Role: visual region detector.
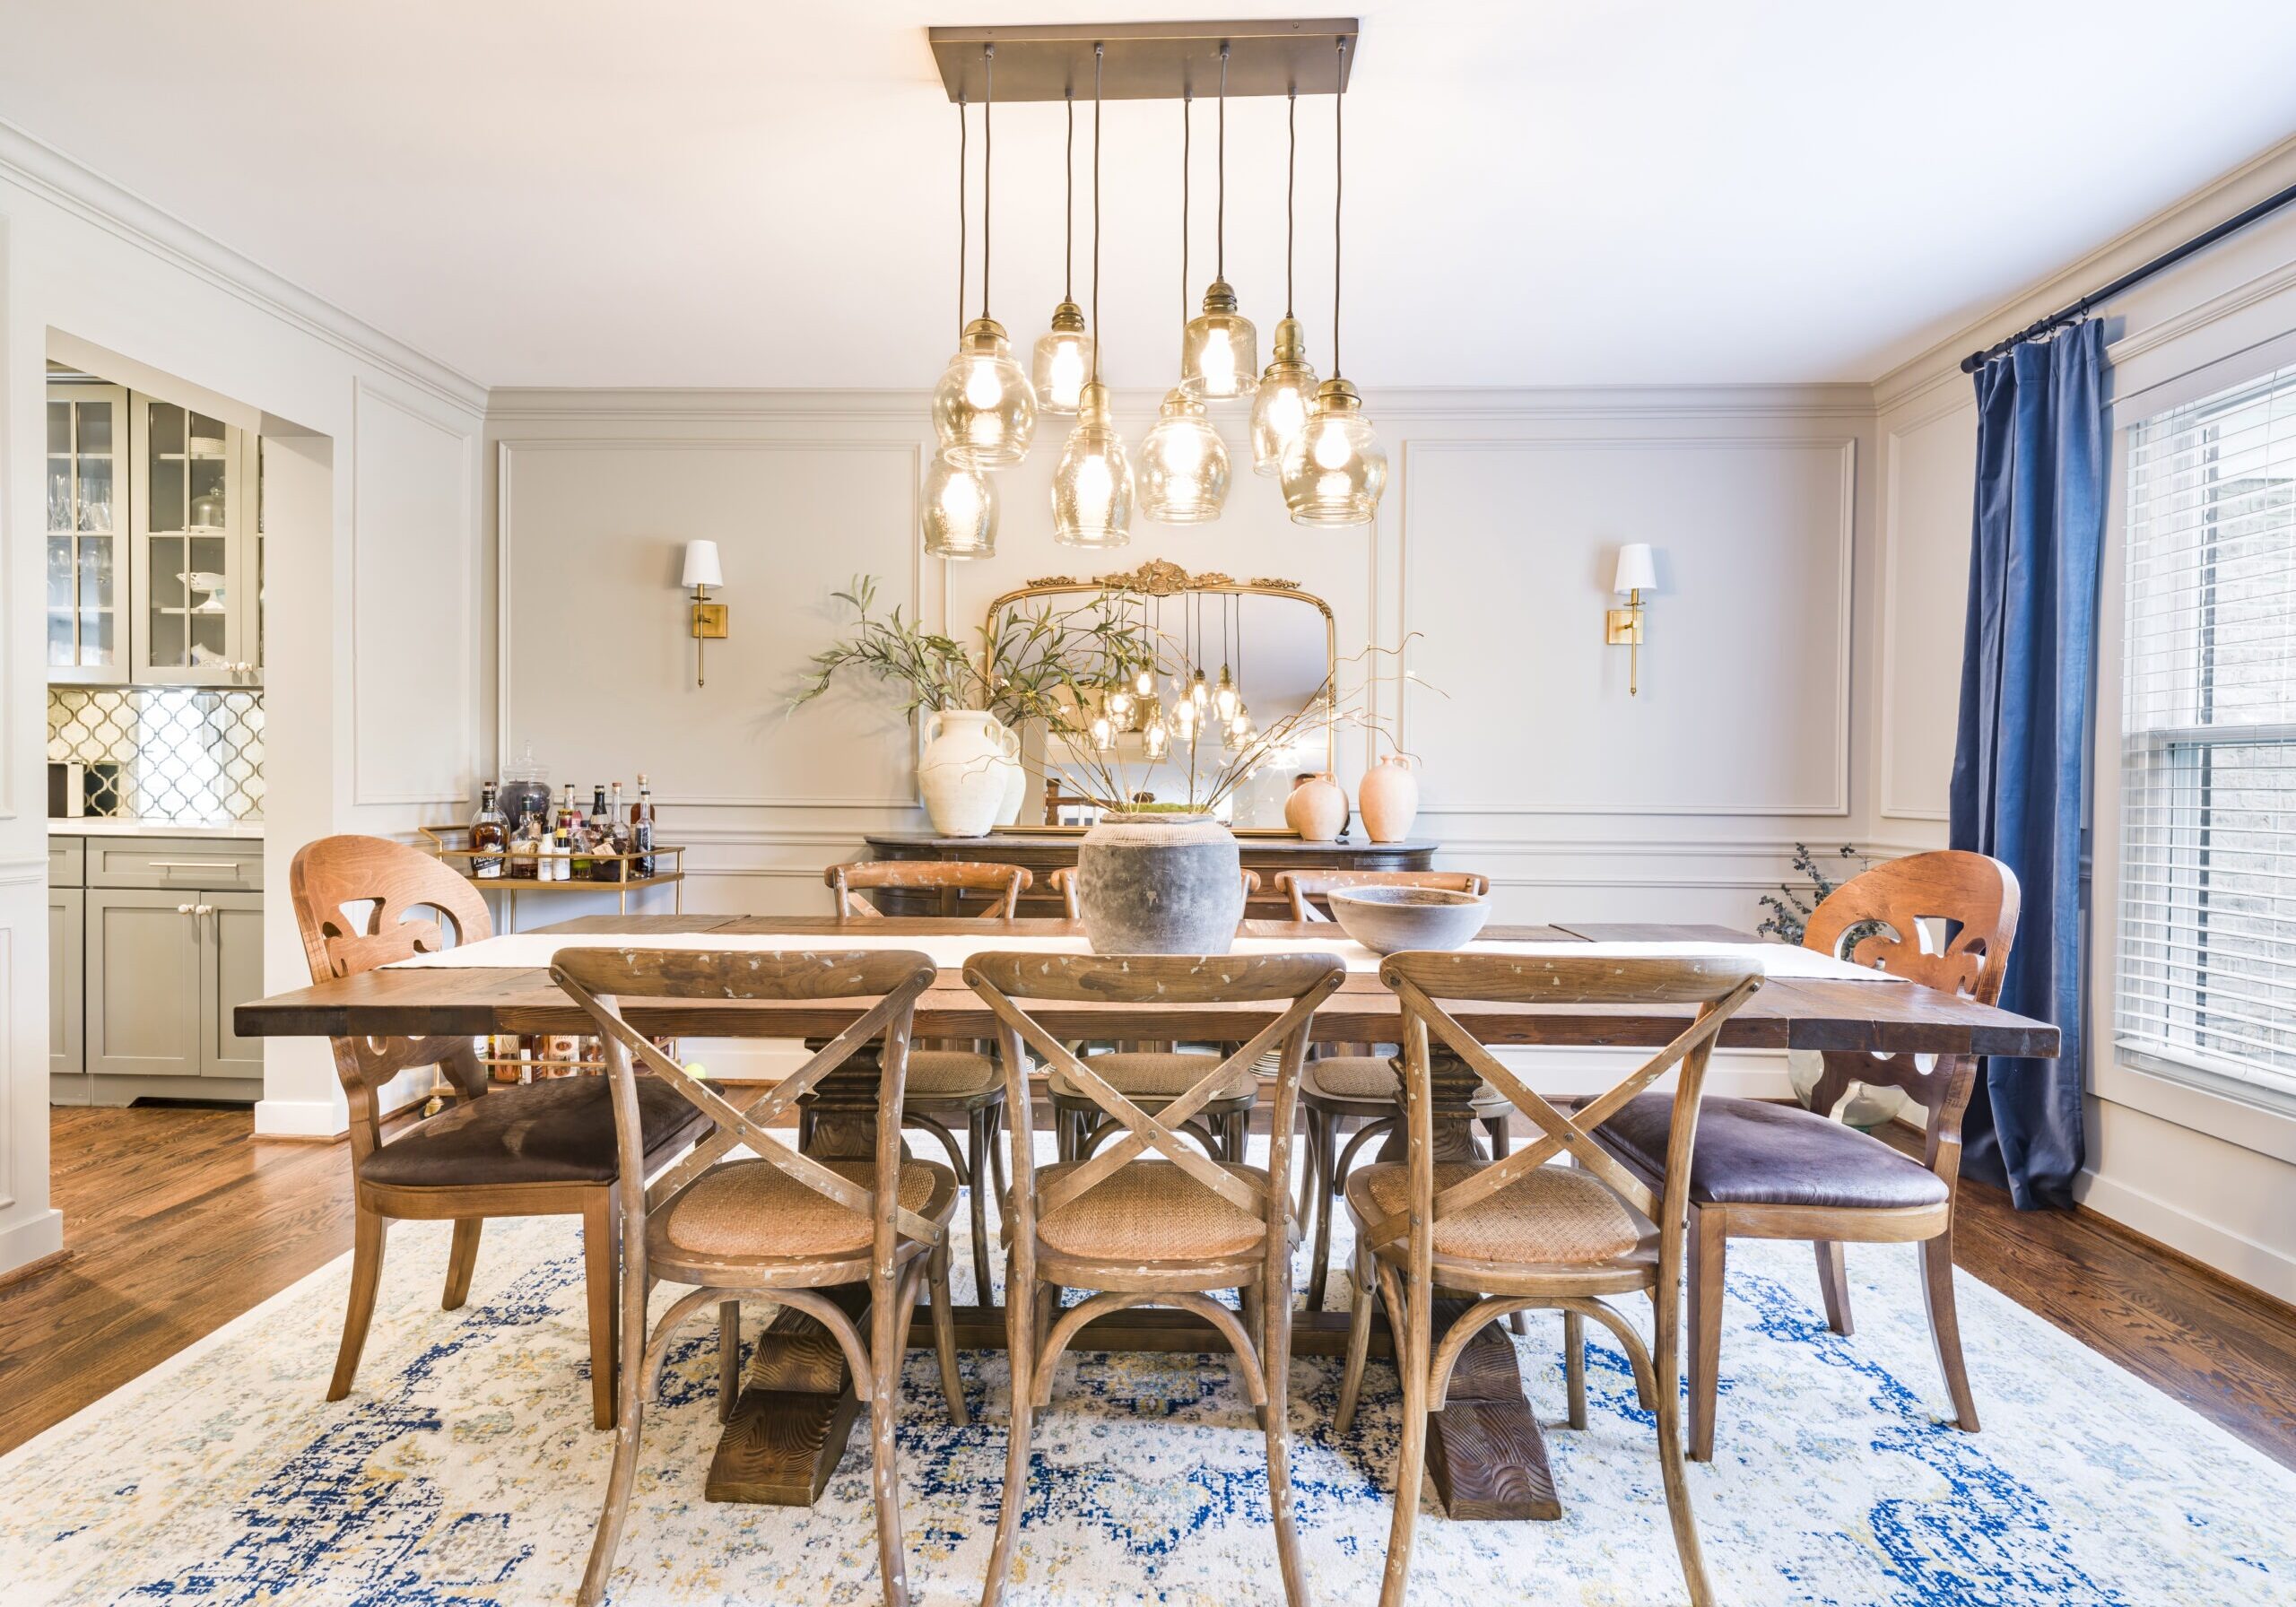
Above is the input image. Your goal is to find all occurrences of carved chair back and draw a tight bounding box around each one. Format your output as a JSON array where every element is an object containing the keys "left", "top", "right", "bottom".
[
  {"left": 552, "top": 947, "right": 947, "bottom": 1278},
  {"left": 963, "top": 952, "right": 1344, "bottom": 1261},
  {"left": 1048, "top": 864, "right": 1260, "bottom": 919},
  {"left": 287, "top": 835, "right": 494, "bottom": 1162},
  {"left": 1800, "top": 850, "right": 2020, "bottom": 1180},
  {"left": 1277, "top": 869, "right": 1491, "bottom": 923},
  {"left": 1366, "top": 953, "right": 1764, "bottom": 1267},
  {"left": 827, "top": 860, "right": 1031, "bottom": 919}
]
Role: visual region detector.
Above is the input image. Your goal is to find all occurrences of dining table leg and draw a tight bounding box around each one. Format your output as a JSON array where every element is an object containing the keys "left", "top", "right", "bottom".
[
  {"left": 1375, "top": 1041, "right": 1563, "bottom": 1522},
  {"left": 702, "top": 1043, "right": 883, "bottom": 1505}
]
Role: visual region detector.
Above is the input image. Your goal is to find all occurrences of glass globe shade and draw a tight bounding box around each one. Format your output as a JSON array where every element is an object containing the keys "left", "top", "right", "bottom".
[
  {"left": 1213, "top": 668, "right": 1239, "bottom": 723},
  {"left": 1249, "top": 317, "right": 1319, "bottom": 476},
  {"left": 1031, "top": 300, "right": 1093, "bottom": 415},
  {"left": 1180, "top": 280, "right": 1259, "bottom": 401},
  {"left": 1280, "top": 378, "right": 1387, "bottom": 527},
  {"left": 932, "top": 317, "right": 1037, "bottom": 470},
  {"left": 1142, "top": 718, "right": 1170, "bottom": 760},
  {"left": 1132, "top": 663, "right": 1155, "bottom": 698},
  {"left": 1050, "top": 383, "right": 1135, "bottom": 549},
  {"left": 919, "top": 456, "right": 997, "bottom": 559},
  {"left": 1137, "top": 387, "right": 1231, "bottom": 525}
]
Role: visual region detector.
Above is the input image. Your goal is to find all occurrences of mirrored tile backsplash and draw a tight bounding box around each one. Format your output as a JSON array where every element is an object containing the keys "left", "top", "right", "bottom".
[{"left": 48, "top": 688, "right": 264, "bottom": 822}]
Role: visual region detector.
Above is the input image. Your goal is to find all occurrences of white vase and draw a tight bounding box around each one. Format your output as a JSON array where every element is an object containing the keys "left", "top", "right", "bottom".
[
  {"left": 918, "top": 710, "right": 1020, "bottom": 838},
  {"left": 995, "top": 742, "right": 1031, "bottom": 826}
]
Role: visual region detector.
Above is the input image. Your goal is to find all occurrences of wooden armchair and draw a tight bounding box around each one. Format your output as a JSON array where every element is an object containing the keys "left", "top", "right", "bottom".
[
  {"left": 1274, "top": 868, "right": 1491, "bottom": 922},
  {"left": 288, "top": 835, "right": 709, "bottom": 1429},
  {"left": 1590, "top": 848, "right": 2020, "bottom": 1458}
]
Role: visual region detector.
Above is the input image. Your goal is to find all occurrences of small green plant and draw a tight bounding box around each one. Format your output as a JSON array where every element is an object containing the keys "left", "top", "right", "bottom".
[{"left": 1757, "top": 843, "right": 1865, "bottom": 943}]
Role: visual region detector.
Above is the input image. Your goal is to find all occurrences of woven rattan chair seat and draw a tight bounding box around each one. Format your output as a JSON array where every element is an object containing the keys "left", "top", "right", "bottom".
[
  {"left": 654, "top": 1156, "right": 956, "bottom": 1263},
  {"left": 1048, "top": 1051, "right": 1257, "bottom": 1103},
  {"left": 901, "top": 1049, "right": 1003, "bottom": 1099},
  {"left": 1301, "top": 1055, "right": 1510, "bottom": 1111},
  {"left": 1348, "top": 1160, "right": 1641, "bottom": 1265},
  {"left": 1026, "top": 1160, "right": 1273, "bottom": 1262}
]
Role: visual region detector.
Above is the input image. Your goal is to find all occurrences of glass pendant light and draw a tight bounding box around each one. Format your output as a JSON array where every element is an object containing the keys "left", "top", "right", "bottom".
[
  {"left": 1214, "top": 665, "right": 1239, "bottom": 722},
  {"left": 923, "top": 96, "right": 998, "bottom": 558},
  {"left": 932, "top": 45, "right": 1037, "bottom": 471},
  {"left": 1031, "top": 93, "right": 1094, "bottom": 414},
  {"left": 1282, "top": 36, "right": 1387, "bottom": 527},
  {"left": 1251, "top": 91, "right": 1320, "bottom": 474},
  {"left": 1179, "top": 47, "right": 1258, "bottom": 401},
  {"left": 1141, "top": 100, "right": 1231, "bottom": 525},
  {"left": 1052, "top": 48, "right": 1134, "bottom": 549}
]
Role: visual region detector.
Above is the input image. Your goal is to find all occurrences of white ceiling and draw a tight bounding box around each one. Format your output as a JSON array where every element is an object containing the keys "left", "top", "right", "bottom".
[{"left": 6, "top": 1, "right": 2296, "bottom": 390}]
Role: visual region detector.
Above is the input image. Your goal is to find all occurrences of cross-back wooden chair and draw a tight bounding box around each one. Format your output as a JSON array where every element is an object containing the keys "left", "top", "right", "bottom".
[
  {"left": 965, "top": 951, "right": 1345, "bottom": 1607},
  {"left": 1335, "top": 952, "right": 1764, "bottom": 1607},
  {"left": 554, "top": 946, "right": 967, "bottom": 1607},
  {"left": 1591, "top": 849, "right": 2019, "bottom": 1459},
  {"left": 288, "top": 835, "right": 709, "bottom": 1430},
  {"left": 812, "top": 858, "right": 1031, "bottom": 1305},
  {"left": 1043, "top": 864, "right": 1271, "bottom": 1164},
  {"left": 1274, "top": 868, "right": 1490, "bottom": 923}
]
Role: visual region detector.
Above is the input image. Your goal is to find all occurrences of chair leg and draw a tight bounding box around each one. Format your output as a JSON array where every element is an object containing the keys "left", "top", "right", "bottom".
[
  {"left": 1813, "top": 1238, "right": 1855, "bottom": 1335},
  {"left": 583, "top": 1189, "right": 622, "bottom": 1431},
  {"left": 1920, "top": 1230, "right": 1981, "bottom": 1432},
  {"left": 1685, "top": 1205, "right": 1725, "bottom": 1463},
  {"left": 797, "top": 1100, "right": 816, "bottom": 1153},
  {"left": 1262, "top": 1265, "right": 1308, "bottom": 1607},
  {"left": 929, "top": 1240, "right": 970, "bottom": 1426},
  {"left": 326, "top": 1206, "right": 389, "bottom": 1402},
  {"left": 1335, "top": 1241, "right": 1377, "bottom": 1434},
  {"left": 1308, "top": 1112, "right": 1338, "bottom": 1313},
  {"left": 1562, "top": 1308, "right": 1587, "bottom": 1429},
  {"left": 1650, "top": 1279, "right": 1715, "bottom": 1607},
  {"left": 718, "top": 1299, "right": 742, "bottom": 1423},
  {"left": 980, "top": 1266, "right": 1038, "bottom": 1606},
  {"left": 442, "top": 1217, "right": 483, "bottom": 1310},
  {"left": 1376, "top": 1260, "right": 1431, "bottom": 1607},
  {"left": 1483, "top": 1118, "right": 1526, "bottom": 1335},
  {"left": 870, "top": 1263, "right": 912, "bottom": 1607},
  {"left": 987, "top": 1102, "right": 1010, "bottom": 1207},
  {"left": 968, "top": 1107, "right": 996, "bottom": 1307},
  {"left": 578, "top": 1203, "right": 652, "bottom": 1607}
]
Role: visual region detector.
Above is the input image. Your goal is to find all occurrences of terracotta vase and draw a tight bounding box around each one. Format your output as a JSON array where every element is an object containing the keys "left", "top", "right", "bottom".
[
  {"left": 1357, "top": 754, "right": 1420, "bottom": 843},
  {"left": 917, "top": 710, "right": 1020, "bottom": 838},
  {"left": 1284, "top": 773, "right": 1348, "bottom": 842}
]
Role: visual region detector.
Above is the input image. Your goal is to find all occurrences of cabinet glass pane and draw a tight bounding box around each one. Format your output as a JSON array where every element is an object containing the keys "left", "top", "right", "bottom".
[
  {"left": 149, "top": 458, "right": 185, "bottom": 532},
  {"left": 190, "top": 613, "right": 227, "bottom": 666},
  {"left": 77, "top": 456, "right": 114, "bottom": 532},
  {"left": 83, "top": 535, "right": 115, "bottom": 610},
  {"left": 48, "top": 538, "right": 74, "bottom": 611},
  {"left": 147, "top": 402, "right": 184, "bottom": 456},
  {"left": 151, "top": 536, "right": 187, "bottom": 610},
  {"left": 48, "top": 399, "right": 70, "bottom": 454},
  {"left": 48, "top": 611, "right": 74, "bottom": 667},
  {"left": 187, "top": 412, "right": 228, "bottom": 459},
  {"left": 187, "top": 457, "right": 227, "bottom": 529},
  {"left": 149, "top": 609, "right": 185, "bottom": 669},
  {"left": 48, "top": 462, "right": 70, "bottom": 532},
  {"left": 81, "top": 610, "right": 114, "bottom": 666},
  {"left": 75, "top": 401, "right": 112, "bottom": 454}
]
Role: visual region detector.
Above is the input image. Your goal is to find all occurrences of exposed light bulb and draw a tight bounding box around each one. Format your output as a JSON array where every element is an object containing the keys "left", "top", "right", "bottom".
[
  {"left": 1213, "top": 667, "right": 1239, "bottom": 723},
  {"left": 1143, "top": 719, "right": 1170, "bottom": 760},
  {"left": 1090, "top": 713, "right": 1114, "bottom": 751},
  {"left": 1189, "top": 670, "right": 1210, "bottom": 708},
  {"left": 1134, "top": 664, "right": 1155, "bottom": 698}
]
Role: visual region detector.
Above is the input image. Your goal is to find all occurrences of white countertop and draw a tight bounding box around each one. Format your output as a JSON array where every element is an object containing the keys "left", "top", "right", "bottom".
[{"left": 50, "top": 817, "right": 265, "bottom": 840}]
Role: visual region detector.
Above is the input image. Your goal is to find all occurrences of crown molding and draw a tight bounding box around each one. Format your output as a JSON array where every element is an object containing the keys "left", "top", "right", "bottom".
[{"left": 0, "top": 117, "right": 487, "bottom": 420}]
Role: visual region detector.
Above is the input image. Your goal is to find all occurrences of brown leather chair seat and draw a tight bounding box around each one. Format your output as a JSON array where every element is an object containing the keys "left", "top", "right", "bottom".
[
  {"left": 359, "top": 1075, "right": 709, "bottom": 1189},
  {"left": 1596, "top": 1094, "right": 1951, "bottom": 1212}
]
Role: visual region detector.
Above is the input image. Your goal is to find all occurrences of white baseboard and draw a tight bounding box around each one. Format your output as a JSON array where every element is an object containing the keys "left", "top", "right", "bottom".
[
  {"left": 0, "top": 1207, "right": 65, "bottom": 1276},
  {"left": 253, "top": 1098, "right": 350, "bottom": 1140},
  {"left": 2075, "top": 1167, "right": 2296, "bottom": 1306}
]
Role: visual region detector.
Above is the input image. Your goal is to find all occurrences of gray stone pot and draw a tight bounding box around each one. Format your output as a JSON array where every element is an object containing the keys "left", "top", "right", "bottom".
[{"left": 1074, "top": 812, "right": 1245, "bottom": 955}]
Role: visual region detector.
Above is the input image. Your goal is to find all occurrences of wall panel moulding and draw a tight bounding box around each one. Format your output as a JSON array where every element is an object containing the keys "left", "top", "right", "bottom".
[{"left": 929, "top": 18, "right": 1359, "bottom": 102}]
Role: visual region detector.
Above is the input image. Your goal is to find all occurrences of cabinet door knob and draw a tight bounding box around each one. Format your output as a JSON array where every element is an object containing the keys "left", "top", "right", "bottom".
[
  {"left": 177, "top": 903, "right": 196, "bottom": 915},
  {"left": 193, "top": 903, "right": 214, "bottom": 916}
]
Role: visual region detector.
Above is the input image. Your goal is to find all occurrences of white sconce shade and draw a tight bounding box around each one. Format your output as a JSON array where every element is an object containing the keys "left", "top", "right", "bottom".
[
  {"left": 1613, "top": 543, "right": 1656, "bottom": 595},
  {"left": 682, "top": 540, "right": 726, "bottom": 590}
]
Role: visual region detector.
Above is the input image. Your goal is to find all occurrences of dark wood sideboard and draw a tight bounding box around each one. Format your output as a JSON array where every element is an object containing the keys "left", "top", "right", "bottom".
[{"left": 857, "top": 831, "right": 1440, "bottom": 917}]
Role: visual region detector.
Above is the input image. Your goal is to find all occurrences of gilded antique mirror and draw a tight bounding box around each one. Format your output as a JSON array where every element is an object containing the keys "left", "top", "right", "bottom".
[{"left": 984, "top": 559, "right": 1338, "bottom": 828}]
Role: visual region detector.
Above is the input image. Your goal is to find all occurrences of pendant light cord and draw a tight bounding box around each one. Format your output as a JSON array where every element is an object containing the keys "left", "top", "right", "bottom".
[
  {"left": 1284, "top": 91, "right": 1296, "bottom": 319},
  {"left": 1180, "top": 93, "right": 1191, "bottom": 324},
  {"left": 1064, "top": 91, "right": 1074, "bottom": 301},
  {"left": 981, "top": 44, "right": 995, "bottom": 321},
  {"left": 1333, "top": 35, "right": 1347, "bottom": 378},
  {"left": 1216, "top": 45, "right": 1229, "bottom": 281},
  {"left": 1091, "top": 43, "right": 1103, "bottom": 386},
  {"left": 955, "top": 95, "right": 968, "bottom": 342}
]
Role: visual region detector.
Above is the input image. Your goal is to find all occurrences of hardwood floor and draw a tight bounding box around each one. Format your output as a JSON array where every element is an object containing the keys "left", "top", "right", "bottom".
[{"left": 4, "top": 1104, "right": 2295, "bottom": 1475}]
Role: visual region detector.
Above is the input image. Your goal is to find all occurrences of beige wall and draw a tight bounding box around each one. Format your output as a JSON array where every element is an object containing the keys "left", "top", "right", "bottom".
[{"left": 1873, "top": 135, "right": 2296, "bottom": 1302}]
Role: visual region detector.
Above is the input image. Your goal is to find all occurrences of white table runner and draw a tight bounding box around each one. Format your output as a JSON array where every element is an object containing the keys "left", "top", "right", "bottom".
[{"left": 386, "top": 930, "right": 1902, "bottom": 983}]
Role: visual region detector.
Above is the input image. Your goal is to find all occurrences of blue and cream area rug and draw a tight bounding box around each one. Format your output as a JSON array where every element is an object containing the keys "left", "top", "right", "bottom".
[{"left": 4, "top": 1143, "right": 2291, "bottom": 1606}]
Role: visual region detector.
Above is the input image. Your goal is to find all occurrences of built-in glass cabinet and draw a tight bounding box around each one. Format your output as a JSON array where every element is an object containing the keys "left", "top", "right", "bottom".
[
  {"left": 48, "top": 378, "right": 261, "bottom": 688},
  {"left": 46, "top": 383, "right": 128, "bottom": 684}
]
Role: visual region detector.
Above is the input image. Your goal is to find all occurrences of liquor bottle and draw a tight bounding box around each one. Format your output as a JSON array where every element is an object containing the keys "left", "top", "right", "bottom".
[
  {"left": 509, "top": 813, "right": 543, "bottom": 880},
  {"left": 606, "top": 781, "right": 632, "bottom": 860},
  {"left": 630, "top": 773, "right": 657, "bottom": 878},
  {"left": 589, "top": 784, "right": 619, "bottom": 882},
  {"left": 470, "top": 784, "right": 507, "bottom": 878},
  {"left": 568, "top": 784, "right": 594, "bottom": 880},
  {"left": 547, "top": 809, "right": 570, "bottom": 882}
]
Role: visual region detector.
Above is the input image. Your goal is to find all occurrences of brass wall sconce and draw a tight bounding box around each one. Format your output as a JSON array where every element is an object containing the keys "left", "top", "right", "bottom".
[
  {"left": 682, "top": 540, "right": 727, "bottom": 687},
  {"left": 1606, "top": 543, "right": 1655, "bottom": 695}
]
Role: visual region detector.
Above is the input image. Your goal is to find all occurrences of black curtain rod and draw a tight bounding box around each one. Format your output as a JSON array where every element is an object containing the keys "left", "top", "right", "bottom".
[{"left": 1961, "top": 178, "right": 2296, "bottom": 374}]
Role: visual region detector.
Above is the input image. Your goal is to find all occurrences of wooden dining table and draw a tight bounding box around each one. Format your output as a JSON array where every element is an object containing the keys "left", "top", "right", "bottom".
[{"left": 237, "top": 913, "right": 2059, "bottom": 1525}]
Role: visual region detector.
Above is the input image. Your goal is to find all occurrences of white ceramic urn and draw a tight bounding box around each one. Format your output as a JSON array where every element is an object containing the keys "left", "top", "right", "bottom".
[{"left": 918, "top": 710, "right": 1020, "bottom": 838}]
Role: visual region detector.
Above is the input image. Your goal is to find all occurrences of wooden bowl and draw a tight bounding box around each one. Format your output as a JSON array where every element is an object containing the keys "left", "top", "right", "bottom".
[{"left": 1327, "top": 885, "right": 1492, "bottom": 954}]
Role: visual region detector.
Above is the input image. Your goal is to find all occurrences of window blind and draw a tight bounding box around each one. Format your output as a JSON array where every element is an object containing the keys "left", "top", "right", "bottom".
[{"left": 2118, "top": 362, "right": 2296, "bottom": 1100}]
